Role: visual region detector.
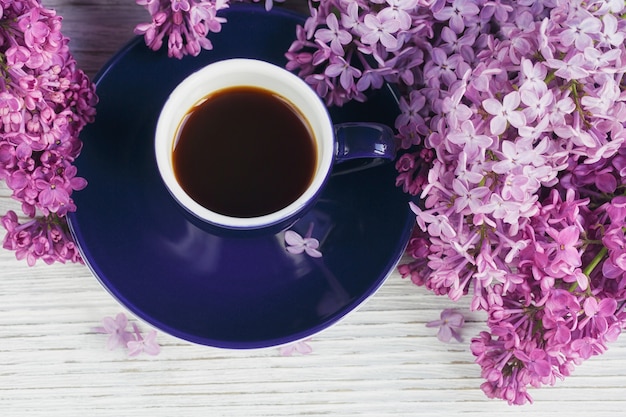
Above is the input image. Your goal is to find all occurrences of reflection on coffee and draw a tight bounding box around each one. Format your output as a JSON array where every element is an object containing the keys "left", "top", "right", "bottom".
[{"left": 172, "top": 86, "right": 317, "bottom": 218}]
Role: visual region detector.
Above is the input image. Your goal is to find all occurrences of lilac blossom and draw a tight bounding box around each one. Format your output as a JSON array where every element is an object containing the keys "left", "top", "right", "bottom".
[
  {"left": 135, "top": 0, "right": 228, "bottom": 58},
  {"left": 426, "top": 308, "right": 465, "bottom": 342},
  {"left": 447, "top": 120, "right": 492, "bottom": 159},
  {"left": 0, "top": 0, "right": 96, "bottom": 265},
  {"left": 361, "top": 13, "right": 402, "bottom": 50},
  {"left": 127, "top": 323, "right": 161, "bottom": 356},
  {"left": 482, "top": 92, "right": 526, "bottom": 136},
  {"left": 93, "top": 313, "right": 161, "bottom": 357},
  {"left": 285, "top": 224, "right": 323, "bottom": 258},
  {"left": 285, "top": 1, "right": 438, "bottom": 106},
  {"left": 315, "top": 13, "right": 351, "bottom": 55},
  {"left": 250, "top": 0, "right": 285, "bottom": 12},
  {"left": 282, "top": 0, "right": 626, "bottom": 405},
  {"left": 279, "top": 338, "right": 313, "bottom": 356},
  {"left": 93, "top": 313, "right": 135, "bottom": 351},
  {"left": 560, "top": 15, "right": 602, "bottom": 51},
  {"left": 135, "top": 1, "right": 288, "bottom": 58},
  {"left": 545, "top": 53, "right": 590, "bottom": 80},
  {"left": 2, "top": 210, "right": 82, "bottom": 266},
  {"left": 325, "top": 56, "right": 362, "bottom": 90},
  {"left": 433, "top": 0, "right": 480, "bottom": 33}
]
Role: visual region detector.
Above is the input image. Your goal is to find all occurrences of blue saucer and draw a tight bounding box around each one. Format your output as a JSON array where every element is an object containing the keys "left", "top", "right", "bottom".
[{"left": 67, "top": 4, "right": 414, "bottom": 349}]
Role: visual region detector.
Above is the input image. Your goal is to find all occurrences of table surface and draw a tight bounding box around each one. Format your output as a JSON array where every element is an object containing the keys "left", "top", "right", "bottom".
[{"left": 2, "top": 1, "right": 626, "bottom": 416}]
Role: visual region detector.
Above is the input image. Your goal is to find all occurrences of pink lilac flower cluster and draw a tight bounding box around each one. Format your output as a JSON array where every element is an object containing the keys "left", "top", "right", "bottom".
[
  {"left": 2, "top": 210, "right": 81, "bottom": 266},
  {"left": 285, "top": 0, "right": 626, "bottom": 405},
  {"left": 134, "top": 0, "right": 285, "bottom": 59},
  {"left": 93, "top": 313, "right": 161, "bottom": 357},
  {"left": 0, "top": 0, "right": 97, "bottom": 265}
]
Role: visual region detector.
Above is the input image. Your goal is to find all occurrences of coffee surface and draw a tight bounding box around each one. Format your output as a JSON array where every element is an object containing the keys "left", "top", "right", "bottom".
[{"left": 173, "top": 86, "right": 317, "bottom": 218}]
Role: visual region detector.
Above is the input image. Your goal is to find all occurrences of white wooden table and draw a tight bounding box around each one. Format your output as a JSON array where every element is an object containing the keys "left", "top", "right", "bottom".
[{"left": 2, "top": 1, "right": 626, "bottom": 416}]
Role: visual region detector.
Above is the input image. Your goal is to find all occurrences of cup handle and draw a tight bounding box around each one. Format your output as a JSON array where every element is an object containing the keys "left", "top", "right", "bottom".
[{"left": 333, "top": 122, "right": 396, "bottom": 174}]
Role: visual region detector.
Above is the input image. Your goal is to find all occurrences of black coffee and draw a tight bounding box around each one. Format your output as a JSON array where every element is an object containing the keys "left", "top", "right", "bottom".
[{"left": 172, "top": 86, "right": 317, "bottom": 218}]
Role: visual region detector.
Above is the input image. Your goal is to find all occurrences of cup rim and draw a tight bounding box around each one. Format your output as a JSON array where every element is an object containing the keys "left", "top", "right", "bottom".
[{"left": 155, "top": 58, "right": 335, "bottom": 230}]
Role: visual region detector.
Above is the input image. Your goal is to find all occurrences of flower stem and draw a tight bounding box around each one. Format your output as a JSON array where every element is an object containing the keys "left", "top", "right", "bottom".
[
  {"left": 132, "top": 322, "right": 143, "bottom": 341},
  {"left": 544, "top": 69, "right": 556, "bottom": 85},
  {"left": 583, "top": 246, "right": 608, "bottom": 277}
]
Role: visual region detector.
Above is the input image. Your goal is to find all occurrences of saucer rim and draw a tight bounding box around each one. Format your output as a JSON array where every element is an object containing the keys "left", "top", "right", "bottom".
[{"left": 67, "top": 4, "right": 415, "bottom": 349}]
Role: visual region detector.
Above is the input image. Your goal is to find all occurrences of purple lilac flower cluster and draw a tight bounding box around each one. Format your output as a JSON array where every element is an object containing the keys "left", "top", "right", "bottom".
[
  {"left": 285, "top": 0, "right": 439, "bottom": 107},
  {"left": 135, "top": 0, "right": 285, "bottom": 58},
  {"left": 0, "top": 0, "right": 97, "bottom": 265},
  {"left": 2, "top": 210, "right": 81, "bottom": 265},
  {"left": 285, "top": 0, "right": 626, "bottom": 405}
]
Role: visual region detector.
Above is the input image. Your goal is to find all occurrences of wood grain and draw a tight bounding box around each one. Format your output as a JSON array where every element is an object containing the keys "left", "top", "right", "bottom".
[{"left": 2, "top": 1, "right": 626, "bottom": 416}]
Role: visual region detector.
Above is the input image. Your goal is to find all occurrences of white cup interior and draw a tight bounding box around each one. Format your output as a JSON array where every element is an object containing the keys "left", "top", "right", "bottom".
[{"left": 155, "top": 58, "right": 335, "bottom": 230}]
